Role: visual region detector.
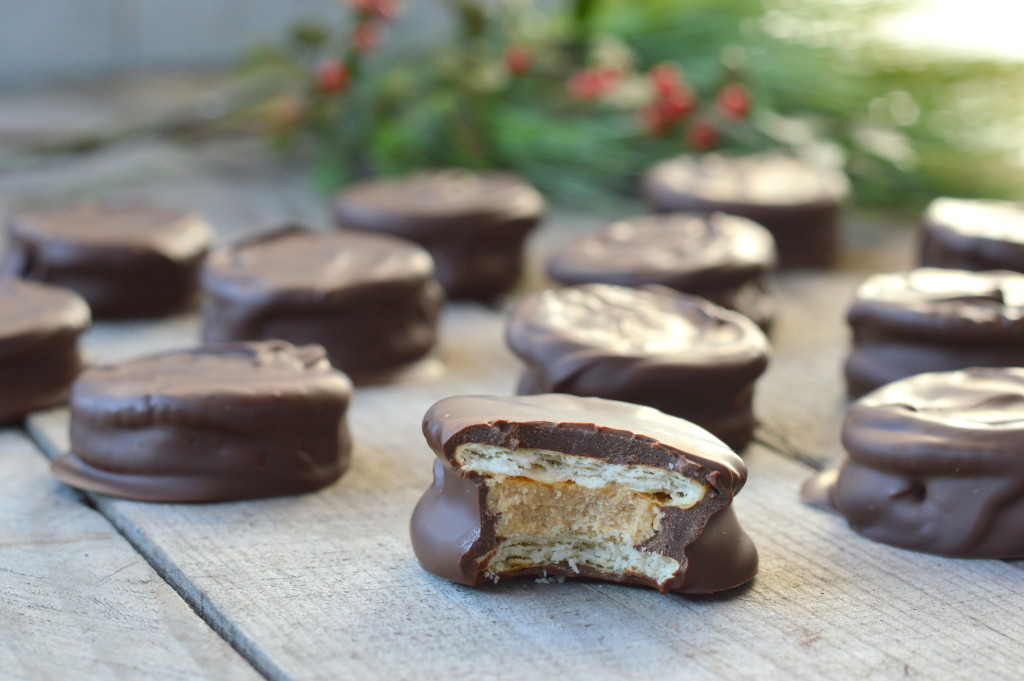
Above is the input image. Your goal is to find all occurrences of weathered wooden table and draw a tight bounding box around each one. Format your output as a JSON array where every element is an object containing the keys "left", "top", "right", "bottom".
[{"left": 2, "top": 90, "right": 1023, "bottom": 681}]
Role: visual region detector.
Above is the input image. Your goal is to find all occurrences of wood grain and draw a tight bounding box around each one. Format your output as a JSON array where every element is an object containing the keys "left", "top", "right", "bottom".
[
  {"left": 26, "top": 299, "right": 1024, "bottom": 681},
  {"left": 7, "top": 128, "right": 1021, "bottom": 680},
  {"left": 749, "top": 223, "right": 920, "bottom": 468},
  {"left": 752, "top": 272, "right": 863, "bottom": 468},
  {"left": 0, "top": 429, "right": 260, "bottom": 681}
]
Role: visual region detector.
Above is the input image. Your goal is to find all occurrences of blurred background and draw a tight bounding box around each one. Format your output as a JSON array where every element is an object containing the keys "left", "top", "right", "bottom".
[
  {"left": 1, "top": 0, "right": 1021, "bottom": 87},
  {"left": 1, "top": 0, "right": 1022, "bottom": 215},
  {"left": 0, "top": 0, "right": 443, "bottom": 88}
]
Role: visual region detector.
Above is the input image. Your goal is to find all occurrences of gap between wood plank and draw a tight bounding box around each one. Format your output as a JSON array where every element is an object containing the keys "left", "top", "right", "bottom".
[
  {"left": 22, "top": 421, "right": 288, "bottom": 681},
  {"left": 23, "top": 384, "right": 1024, "bottom": 681},
  {"left": 17, "top": 303, "right": 514, "bottom": 681},
  {"left": 0, "top": 425, "right": 265, "bottom": 681},
  {"left": 752, "top": 430, "right": 826, "bottom": 472},
  {"left": 17, "top": 239, "right": 1024, "bottom": 680}
]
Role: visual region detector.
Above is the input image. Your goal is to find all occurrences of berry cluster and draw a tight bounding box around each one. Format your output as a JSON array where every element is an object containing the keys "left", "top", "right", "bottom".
[
  {"left": 560, "top": 58, "right": 754, "bottom": 152},
  {"left": 314, "top": 0, "right": 401, "bottom": 96},
  {"left": 641, "top": 64, "right": 753, "bottom": 151},
  {"left": 301, "top": 5, "right": 755, "bottom": 158},
  {"left": 641, "top": 63, "right": 696, "bottom": 136}
]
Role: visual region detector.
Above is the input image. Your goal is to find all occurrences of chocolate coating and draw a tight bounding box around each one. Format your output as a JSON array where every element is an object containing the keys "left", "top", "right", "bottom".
[
  {"left": 919, "top": 198, "right": 1024, "bottom": 273},
  {"left": 2, "top": 202, "right": 212, "bottom": 318},
  {"left": 410, "top": 393, "right": 758, "bottom": 593},
  {"left": 642, "top": 153, "right": 849, "bottom": 269},
  {"left": 52, "top": 341, "right": 353, "bottom": 502},
  {"left": 803, "top": 368, "right": 1024, "bottom": 558},
  {"left": 0, "top": 279, "right": 90, "bottom": 423},
  {"left": 506, "top": 284, "right": 770, "bottom": 449},
  {"left": 546, "top": 212, "right": 777, "bottom": 330},
  {"left": 201, "top": 226, "right": 444, "bottom": 385},
  {"left": 333, "top": 170, "right": 544, "bottom": 299},
  {"left": 844, "top": 268, "right": 1024, "bottom": 397}
]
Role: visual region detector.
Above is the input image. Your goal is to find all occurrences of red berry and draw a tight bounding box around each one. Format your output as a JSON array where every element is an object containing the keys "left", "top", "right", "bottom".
[
  {"left": 350, "top": 0, "right": 398, "bottom": 20},
  {"left": 315, "top": 59, "right": 349, "bottom": 94},
  {"left": 658, "top": 85, "right": 696, "bottom": 120},
  {"left": 687, "top": 120, "right": 719, "bottom": 151},
  {"left": 566, "top": 66, "right": 621, "bottom": 100},
  {"left": 505, "top": 45, "right": 531, "bottom": 76},
  {"left": 353, "top": 22, "right": 379, "bottom": 52},
  {"left": 587, "top": 66, "right": 620, "bottom": 92},
  {"left": 567, "top": 72, "right": 598, "bottom": 100},
  {"left": 650, "top": 62, "right": 683, "bottom": 97},
  {"left": 717, "top": 83, "right": 752, "bottom": 120}
]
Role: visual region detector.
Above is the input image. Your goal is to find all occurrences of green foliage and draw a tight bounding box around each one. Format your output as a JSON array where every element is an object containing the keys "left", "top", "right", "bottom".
[{"left": 254, "top": 0, "right": 1024, "bottom": 210}]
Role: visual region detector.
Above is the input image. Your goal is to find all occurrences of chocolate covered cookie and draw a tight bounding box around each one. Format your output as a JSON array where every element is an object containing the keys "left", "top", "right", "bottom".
[
  {"left": 333, "top": 170, "right": 544, "bottom": 299},
  {"left": 2, "top": 202, "right": 212, "bottom": 318},
  {"left": 411, "top": 393, "right": 758, "bottom": 594},
  {"left": 506, "top": 284, "right": 770, "bottom": 450},
  {"left": 919, "top": 197, "right": 1024, "bottom": 273},
  {"left": 803, "top": 368, "right": 1024, "bottom": 558},
  {"left": 642, "top": 153, "right": 849, "bottom": 269},
  {"left": 52, "top": 341, "right": 353, "bottom": 502},
  {"left": 0, "top": 279, "right": 90, "bottom": 423},
  {"left": 844, "top": 268, "right": 1024, "bottom": 397},
  {"left": 201, "top": 226, "right": 444, "bottom": 385},
  {"left": 546, "top": 212, "right": 777, "bottom": 330}
]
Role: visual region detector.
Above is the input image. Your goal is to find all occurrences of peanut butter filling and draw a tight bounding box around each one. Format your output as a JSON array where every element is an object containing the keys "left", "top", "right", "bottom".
[
  {"left": 487, "top": 476, "right": 663, "bottom": 546},
  {"left": 455, "top": 443, "right": 702, "bottom": 585}
]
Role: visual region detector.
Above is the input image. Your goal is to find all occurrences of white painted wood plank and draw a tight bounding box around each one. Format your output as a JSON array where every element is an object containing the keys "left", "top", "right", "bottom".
[
  {"left": 0, "top": 140, "right": 332, "bottom": 242},
  {"left": 0, "top": 0, "right": 117, "bottom": 87},
  {"left": 8, "top": 128, "right": 1018, "bottom": 679},
  {"left": 597, "top": 443, "right": 1024, "bottom": 681},
  {"left": 0, "top": 428, "right": 261, "bottom": 681},
  {"left": 750, "top": 228, "right": 918, "bottom": 466},
  {"left": 752, "top": 272, "right": 863, "bottom": 467},
  {"left": 1, "top": 1, "right": 451, "bottom": 89},
  {"left": 26, "top": 301, "right": 1024, "bottom": 681}
]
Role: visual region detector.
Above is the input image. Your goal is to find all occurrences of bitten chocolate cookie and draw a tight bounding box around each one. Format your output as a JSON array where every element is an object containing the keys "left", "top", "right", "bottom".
[
  {"left": 411, "top": 393, "right": 758, "bottom": 594},
  {"left": 802, "top": 368, "right": 1024, "bottom": 558},
  {"left": 0, "top": 279, "right": 90, "bottom": 423},
  {"left": 919, "top": 197, "right": 1024, "bottom": 273},
  {"left": 642, "top": 153, "right": 849, "bottom": 269},
  {"left": 2, "top": 202, "right": 212, "bottom": 318},
  {"left": 546, "top": 212, "right": 777, "bottom": 330},
  {"left": 333, "top": 170, "right": 544, "bottom": 299},
  {"left": 52, "top": 341, "right": 353, "bottom": 502},
  {"left": 506, "top": 284, "right": 770, "bottom": 450},
  {"left": 844, "top": 268, "right": 1024, "bottom": 397},
  {"left": 201, "top": 226, "right": 444, "bottom": 385}
]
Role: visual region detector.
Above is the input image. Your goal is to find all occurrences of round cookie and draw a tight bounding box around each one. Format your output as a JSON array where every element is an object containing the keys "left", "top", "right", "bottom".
[
  {"left": 506, "top": 283, "right": 770, "bottom": 450},
  {"left": 844, "top": 268, "right": 1024, "bottom": 397},
  {"left": 546, "top": 212, "right": 777, "bottom": 330},
  {"left": 642, "top": 153, "right": 849, "bottom": 269},
  {"left": 412, "top": 393, "right": 758, "bottom": 594},
  {"left": 2, "top": 202, "right": 212, "bottom": 318},
  {"left": 0, "top": 279, "right": 90, "bottom": 423},
  {"left": 333, "top": 170, "right": 544, "bottom": 299},
  {"left": 201, "top": 226, "right": 444, "bottom": 385},
  {"left": 52, "top": 341, "right": 353, "bottom": 502},
  {"left": 803, "top": 368, "right": 1024, "bottom": 558},
  {"left": 919, "top": 197, "right": 1024, "bottom": 272}
]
